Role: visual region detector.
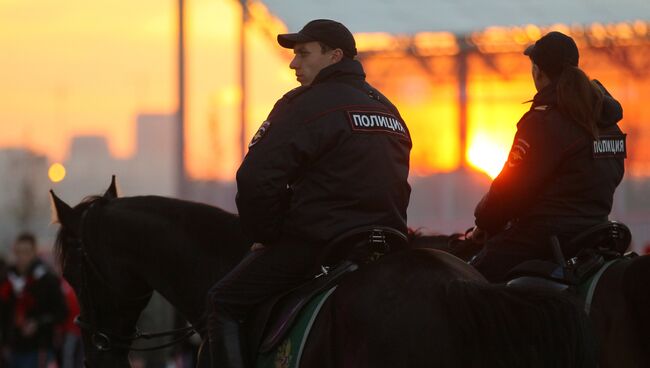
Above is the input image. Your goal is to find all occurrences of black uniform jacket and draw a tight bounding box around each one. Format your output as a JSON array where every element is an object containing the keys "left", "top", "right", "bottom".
[
  {"left": 236, "top": 58, "right": 412, "bottom": 245},
  {"left": 475, "top": 81, "right": 626, "bottom": 235}
]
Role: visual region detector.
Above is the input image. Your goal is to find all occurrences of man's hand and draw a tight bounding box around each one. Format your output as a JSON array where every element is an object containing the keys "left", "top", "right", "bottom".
[{"left": 251, "top": 242, "right": 266, "bottom": 251}]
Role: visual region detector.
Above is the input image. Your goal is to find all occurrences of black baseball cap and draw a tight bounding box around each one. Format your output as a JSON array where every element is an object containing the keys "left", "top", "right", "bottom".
[
  {"left": 524, "top": 31, "right": 579, "bottom": 79},
  {"left": 277, "top": 19, "right": 357, "bottom": 58}
]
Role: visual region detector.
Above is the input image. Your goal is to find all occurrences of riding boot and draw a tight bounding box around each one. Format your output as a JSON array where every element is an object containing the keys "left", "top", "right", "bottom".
[{"left": 207, "top": 310, "right": 249, "bottom": 368}]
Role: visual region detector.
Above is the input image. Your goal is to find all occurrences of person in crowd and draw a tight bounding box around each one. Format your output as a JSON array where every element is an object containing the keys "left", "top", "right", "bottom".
[
  {"left": 468, "top": 31, "right": 626, "bottom": 282},
  {"left": 0, "top": 232, "right": 68, "bottom": 368},
  {"left": 58, "top": 279, "right": 82, "bottom": 368},
  {"left": 206, "top": 19, "right": 411, "bottom": 367}
]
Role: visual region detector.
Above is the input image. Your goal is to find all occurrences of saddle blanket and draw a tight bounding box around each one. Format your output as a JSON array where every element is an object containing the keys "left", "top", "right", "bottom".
[{"left": 256, "top": 286, "right": 336, "bottom": 368}]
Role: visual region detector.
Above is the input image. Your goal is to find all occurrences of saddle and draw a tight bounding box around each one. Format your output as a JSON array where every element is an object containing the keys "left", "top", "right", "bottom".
[
  {"left": 246, "top": 226, "right": 408, "bottom": 357},
  {"left": 506, "top": 221, "right": 632, "bottom": 291}
]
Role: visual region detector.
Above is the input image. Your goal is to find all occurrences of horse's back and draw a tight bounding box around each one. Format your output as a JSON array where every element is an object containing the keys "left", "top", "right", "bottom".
[
  {"left": 301, "top": 249, "right": 483, "bottom": 368},
  {"left": 302, "top": 249, "right": 596, "bottom": 368}
]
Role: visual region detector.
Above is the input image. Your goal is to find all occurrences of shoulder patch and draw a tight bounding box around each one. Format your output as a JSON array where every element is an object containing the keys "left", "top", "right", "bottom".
[
  {"left": 593, "top": 134, "right": 626, "bottom": 159},
  {"left": 346, "top": 110, "right": 409, "bottom": 140},
  {"left": 249, "top": 120, "right": 271, "bottom": 148},
  {"left": 533, "top": 105, "right": 548, "bottom": 111},
  {"left": 507, "top": 138, "right": 530, "bottom": 168}
]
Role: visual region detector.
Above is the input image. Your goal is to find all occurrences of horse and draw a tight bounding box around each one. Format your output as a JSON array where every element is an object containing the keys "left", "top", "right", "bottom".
[
  {"left": 409, "top": 230, "right": 650, "bottom": 368},
  {"left": 51, "top": 178, "right": 598, "bottom": 368}
]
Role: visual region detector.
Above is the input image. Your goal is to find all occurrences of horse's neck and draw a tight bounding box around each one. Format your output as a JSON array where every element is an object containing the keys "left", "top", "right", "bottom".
[{"left": 134, "top": 214, "right": 249, "bottom": 325}]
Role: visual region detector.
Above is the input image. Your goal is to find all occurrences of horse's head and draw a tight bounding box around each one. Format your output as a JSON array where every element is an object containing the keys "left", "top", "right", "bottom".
[{"left": 52, "top": 176, "right": 152, "bottom": 367}]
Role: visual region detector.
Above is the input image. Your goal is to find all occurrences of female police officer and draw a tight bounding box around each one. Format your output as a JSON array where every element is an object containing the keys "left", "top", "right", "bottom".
[{"left": 468, "top": 31, "right": 626, "bottom": 283}]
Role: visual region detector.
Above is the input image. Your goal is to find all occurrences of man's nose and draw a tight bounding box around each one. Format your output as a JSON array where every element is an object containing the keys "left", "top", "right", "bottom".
[{"left": 289, "top": 56, "right": 299, "bottom": 70}]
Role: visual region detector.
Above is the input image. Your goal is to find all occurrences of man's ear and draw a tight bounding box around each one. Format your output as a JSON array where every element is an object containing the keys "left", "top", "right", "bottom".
[{"left": 331, "top": 49, "right": 344, "bottom": 63}]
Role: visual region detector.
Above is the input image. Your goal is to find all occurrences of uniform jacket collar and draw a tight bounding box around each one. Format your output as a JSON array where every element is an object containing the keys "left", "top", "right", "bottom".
[
  {"left": 311, "top": 58, "right": 366, "bottom": 86},
  {"left": 531, "top": 82, "right": 557, "bottom": 109}
]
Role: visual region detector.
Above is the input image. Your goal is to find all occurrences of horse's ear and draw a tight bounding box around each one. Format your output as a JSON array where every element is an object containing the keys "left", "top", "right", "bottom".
[
  {"left": 103, "top": 175, "right": 119, "bottom": 199},
  {"left": 50, "top": 190, "right": 72, "bottom": 226}
]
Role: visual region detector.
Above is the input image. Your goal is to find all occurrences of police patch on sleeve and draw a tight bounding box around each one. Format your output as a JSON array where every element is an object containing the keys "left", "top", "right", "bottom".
[
  {"left": 507, "top": 138, "right": 530, "bottom": 168},
  {"left": 346, "top": 110, "right": 408, "bottom": 140},
  {"left": 592, "top": 134, "right": 626, "bottom": 159},
  {"left": 249, "top": 120, "right": 271, "bottom": 148}
]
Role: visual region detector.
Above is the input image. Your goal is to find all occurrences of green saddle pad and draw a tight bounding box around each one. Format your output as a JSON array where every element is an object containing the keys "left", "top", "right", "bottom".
[
  {"left": 256, "top": 286, "right": 336, "bottom": 368},
  {"left": 577, "top": 257, "right": 623, "bottom": 315}
]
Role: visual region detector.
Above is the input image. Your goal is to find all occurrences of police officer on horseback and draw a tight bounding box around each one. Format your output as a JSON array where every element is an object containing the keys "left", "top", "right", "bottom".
[
  {"left": 206, "top": 19, "right": 411, "bottom": 367},
  {"left": 468, "top": 31, "right": 626, "bottom": 283}
]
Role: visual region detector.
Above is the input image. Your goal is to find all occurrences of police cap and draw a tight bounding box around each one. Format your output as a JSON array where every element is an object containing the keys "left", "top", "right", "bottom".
[
  {"left": 277, "top": 19, "right": 357, "bottom": 58},
  {"left": 524, "top": 31, "right": 579, "bottom": 79}
]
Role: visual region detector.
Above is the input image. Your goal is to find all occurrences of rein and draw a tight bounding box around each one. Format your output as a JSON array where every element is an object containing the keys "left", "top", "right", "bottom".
[
  {"left": 73, "top": 200, "right": 199, "bottom": 352},
  {"left": 74, "top": 316, "right": 197, "bottom": 352}
]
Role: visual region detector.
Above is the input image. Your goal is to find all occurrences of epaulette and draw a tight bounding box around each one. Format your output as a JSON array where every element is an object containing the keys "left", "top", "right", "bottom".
[
  {"left": 517, "top": 103, "right": 551, "bottom": 128},
  {"left": 282, "top": 85, "right": 311, "bottom": 102}
]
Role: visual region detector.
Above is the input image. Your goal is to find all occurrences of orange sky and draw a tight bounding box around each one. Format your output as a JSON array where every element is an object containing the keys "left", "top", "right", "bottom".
[
  {"left": 1, "top": 0, "right": 177, "bottom": 160},
  {"left": 0, "top": 0, "right": 297, "bottom": 180},
  {"left": 2, "top": 1, "right": 648, "bottom": 183},
  {"left": 0, "top": 0, "right": 542, "bottom": 182}
]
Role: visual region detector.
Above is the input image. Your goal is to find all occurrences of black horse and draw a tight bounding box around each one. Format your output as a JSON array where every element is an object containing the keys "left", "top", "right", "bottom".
[
  {"left": 51, "top": 179, "right": 597, "bottom": 368},
  {"left": 410, "top": 230, "right": 650, "bottom": 368}
]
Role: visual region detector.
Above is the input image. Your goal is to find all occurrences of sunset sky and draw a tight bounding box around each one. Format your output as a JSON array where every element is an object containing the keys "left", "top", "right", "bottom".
[
  {"left": 4, "top": 1, "right": 642, "bottom": 183},
  {"left": 0, "top": 0, "right": 295, "bottom": 180}
]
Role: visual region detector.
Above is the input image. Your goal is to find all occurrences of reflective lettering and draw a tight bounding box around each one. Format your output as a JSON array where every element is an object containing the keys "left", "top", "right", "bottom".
[
  {"left": 346, "top": 110, "right": 409, "bottom": 140},
  {"left": 352, "top": 114, "right": 362, "bottom": 127},
  {"left": 594, "top": 139, "right": 625, "bottom": 153}
]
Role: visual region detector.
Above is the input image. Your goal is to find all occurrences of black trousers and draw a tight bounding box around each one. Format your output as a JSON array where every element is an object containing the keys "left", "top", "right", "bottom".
[
  {"left": 471, "top": 217, "right": 605, "bottom": 283},
  {"left": 207, "top": 240, "right": 325, "bottom": 322},
  {"left": 205, "top": 240, "right": 329, "bottom": 367}
]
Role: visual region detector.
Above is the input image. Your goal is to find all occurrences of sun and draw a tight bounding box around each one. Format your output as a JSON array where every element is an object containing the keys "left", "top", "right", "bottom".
[
  {"left": 48, "top": 163, "right": 66, "bottom": 183},
  {"left": 467, "top": 137, "right": 509, "bottom": 179}
]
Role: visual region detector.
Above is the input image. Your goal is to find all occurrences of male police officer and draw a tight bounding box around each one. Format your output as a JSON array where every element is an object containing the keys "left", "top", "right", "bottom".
[{"left": 206, "top": 19, "right": 411, "bottom": 367}]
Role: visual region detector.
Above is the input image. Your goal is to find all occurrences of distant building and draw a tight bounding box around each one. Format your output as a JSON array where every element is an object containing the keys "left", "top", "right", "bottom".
[
  {"left": 130, "top": 113, "right": 178, "bottom": 196},
  {"left": 187, "top": 179, "right": 238, "bottom": 213},
  {"left": 0, "top": 148, "right": 51, "bottom": 254},
  {"left": 55, "top": 113, "right": 178, "bottom": 203},
  {"left": 56, "top": 135, "right": 126, "bottom": 204}
]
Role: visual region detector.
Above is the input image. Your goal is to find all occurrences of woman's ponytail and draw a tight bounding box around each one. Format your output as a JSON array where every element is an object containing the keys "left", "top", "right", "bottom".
[{"left": 556, "top": 66, "right": 604, "bottom": 139}]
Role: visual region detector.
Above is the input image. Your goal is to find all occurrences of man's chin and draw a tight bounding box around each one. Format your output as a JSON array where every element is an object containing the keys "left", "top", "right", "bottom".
[{"left": 296, "top": 76, "right": 312, "bottom": 86}]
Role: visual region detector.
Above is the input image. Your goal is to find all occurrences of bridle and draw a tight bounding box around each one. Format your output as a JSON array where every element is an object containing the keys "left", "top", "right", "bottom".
[{"left": 70, "top": 201, "right": 199, "bottom": 352}]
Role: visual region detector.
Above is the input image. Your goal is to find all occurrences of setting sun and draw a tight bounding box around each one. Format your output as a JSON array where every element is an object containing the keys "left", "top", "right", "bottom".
[
  {"left": 467, "top": 136, "right": 509, "bottom": 179},
  {"left": 48, "top": 163, "right": 66, "bottom": 183}
]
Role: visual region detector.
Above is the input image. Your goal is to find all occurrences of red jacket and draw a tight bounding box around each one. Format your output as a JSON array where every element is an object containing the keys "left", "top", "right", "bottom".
[{"left": 0, "top": 259, "right": 67, "bottom": 352}]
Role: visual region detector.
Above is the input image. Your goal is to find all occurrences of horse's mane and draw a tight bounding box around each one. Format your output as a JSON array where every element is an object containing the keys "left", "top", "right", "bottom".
[
  {"left": 54, "top": 195, "right": 246, "bottom": 272},
  {"left": 54, "top": 195, "right": 104, "bottom": 271},
  {"left": 443, "top": 279, "right": 597, "bottom": 367},
  {"left": 407, "top": 228, "right": 486, "bottom": 263},
  {"left": 407, "top": 227, "right": 466, "bottom": 252}
]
